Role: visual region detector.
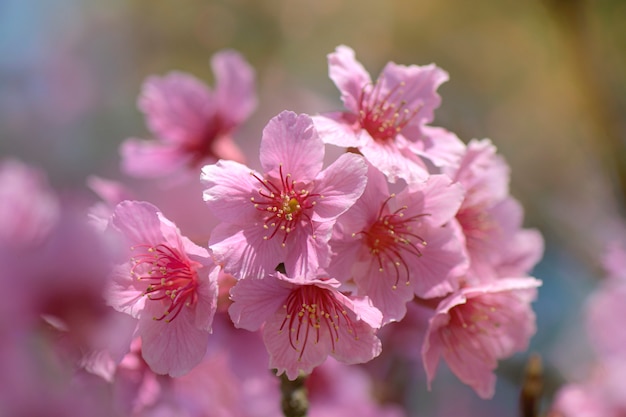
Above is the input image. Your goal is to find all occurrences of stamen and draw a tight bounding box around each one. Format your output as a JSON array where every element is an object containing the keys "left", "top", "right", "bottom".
[
  {"left": 279, "top": 285, "right": 357, "bottom": 359},
  {"left": 249, "top": 166, "right": 319, "bottom": 245},
  {"left": 356, "top": 196, "right": 430, "bottom": 288},
  {"left": 130, "top": 243, "right": 200, "bottom": 322},
  {"left": 357, "top": 77, "right": 423, "bottom": 142}
]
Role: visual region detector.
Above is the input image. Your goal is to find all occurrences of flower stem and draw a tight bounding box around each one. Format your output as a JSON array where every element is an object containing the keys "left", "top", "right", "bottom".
[{"left": 278, "top": 371, "right": 309, "bottom": 417}]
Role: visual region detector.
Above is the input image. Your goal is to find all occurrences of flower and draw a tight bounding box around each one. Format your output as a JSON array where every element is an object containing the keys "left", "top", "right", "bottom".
[
  {"left": 201, "top": 110, "right": 367, "bottom": 279},
  {"left": 313, "top": 45, "right": 464, "bottom": 183},
  {"left": 0, "top": 158, "right": 59, "bottom": 249},
  {"left": 105, "top": 200, "right": 219, "bottom": 377},
  {"left": 328, "top": 164, "right": 467, "bottom": 323},
  {"left": 229, "top": 271, "right": 383, "bottom": 380},
  {"left": 120, "top": 49, "right": 256, "bottom": 180},
  {"left": 421, "top": 277, "right": 541, "bottom": 398},
  {"left": 445, "top": 139, "right": 543, "bottom": 282}
]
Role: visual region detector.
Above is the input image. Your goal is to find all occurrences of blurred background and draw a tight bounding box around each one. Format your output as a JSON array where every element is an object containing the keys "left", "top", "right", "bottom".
[{"left": 1, "top": 0, "right": 625, "bottom": 415}]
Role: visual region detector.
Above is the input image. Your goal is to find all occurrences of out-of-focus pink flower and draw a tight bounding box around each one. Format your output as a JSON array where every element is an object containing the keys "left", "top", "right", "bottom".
[
  {"left": 105, "top": 200, "right": 219, "bottom": 377},
  {"left": 229, "top": 271, "right": 383, "bottom": 380},
  {"left": 86, "top": 175, "right": 136, "bottom": 231},
  {"left": 120, "top": 50, "right": 256, "bottom": 180},
  {"left": 202, "top": 110, "right": 367, "bottom": 279},
  {"left": 586, "top": 277, "right": 626, "bottom": 361},
  {"left": 552, "top": 360, "right": 626, "bottom": 417},
  {"left": 602, "top": 240, "right": 626, "bottom": 282},
  {"left": 422, "top": 277, "right": 541, "bottom": 399},
  {"left": 0, "top": 158, "right": 59, "bottom": 249},
  {"left": 307, "top": 358, "right": 406, "bottom": 417},
  {"left": 313, "top": 45, "right": 464, "bottom": 183},
  {"left": 328, "top": 163, "right": 467, "bottom": 323}
]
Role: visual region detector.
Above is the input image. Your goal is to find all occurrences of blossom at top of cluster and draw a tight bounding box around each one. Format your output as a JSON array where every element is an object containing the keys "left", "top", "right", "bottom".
[
  {"left": 120, "top": 49, "right": 257, "bottom": 180},
  {"left": 105, "top": 200, "right": 219, "bottom": 377},
  {"left": 229, "top": 270, "right": 383, "bottom": 380},
  {"left": 421, "top": 277, "right": 541, "bottom": 399},
  {"left": 201, "top": 110, "right": 368, "bottom": 279},
  {"left": 328, "top": 163, "right": 468, "bottom": 324},
  {"left": 313, "top": 45, "right": 465, "bottom": 184}
]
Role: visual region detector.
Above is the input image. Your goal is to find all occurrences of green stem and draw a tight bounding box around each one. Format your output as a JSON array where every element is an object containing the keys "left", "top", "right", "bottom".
[{"left": 277, "top": 371, "right": 309, "bottom": 417}]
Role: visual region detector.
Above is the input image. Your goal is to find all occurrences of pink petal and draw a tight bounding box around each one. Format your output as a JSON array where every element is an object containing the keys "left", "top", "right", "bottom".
[
  {"left": 210, "top": 134, "right": 246, "bottom": 164},
  {"left": 208, "top": 221, "right": 284, "bottom": 279},
  {"left": 409, "top": 125, "right": 466, "bottom": 168},
  {"left": 201, "top": 160, "right": 260, "bottom": 224},
  {"left": 354, "top": 261, "right": 415, "bottom": 324},
  {"left": 139, "top": 307, "right": 209, "bottom": 377},
  {"left": 263, "top": 309, "right": 332, "bottom": 380},
  {"left": 311, "top": 112, "right": 361, "bottom": 148},
  {"left": 105, "top": 264, "right": 145, "bottom": 318},
  {"left": 283, "top": 221, "right": 333, "bottom": 278},
  {"left": 259, "top": 111, "right": 324, "bottom": 180},
  {"left": 311, "top": 152, "right": 367, "bottom": 221},
  {"left": 400, "top": 174, "right": 465, "bottom": 227},
  {"left": 359, "top": 134, "right": 429, "bottom": 183},
  {"left": 212, "top": 50, "right": 257, "bottom": 126},
  {"left": 193, "top": 266, "right": 220, "bottom": 331},
  {"left": 119, "top": 139, "right": 192, "bottom": 178},
  {"left": 138, "top": 72, "right": 215, "bottom": 145},
  {"left": 327, "top": 318, "right": 382, "bottom": 366},
  {"left": 378, "top": 61, "right": 448, "bottom": 128},
  {"left": 328, "top": 45, "right": 372, "bottom": 114},
  {"left": 228, "top": 274, "right": 291, "bottom": 331},
  {"left": 109, "top": 201, "right": 165, "bottom": 247},
  {"left": 408, "top": 224, "right": 466, "bottom": 298}
]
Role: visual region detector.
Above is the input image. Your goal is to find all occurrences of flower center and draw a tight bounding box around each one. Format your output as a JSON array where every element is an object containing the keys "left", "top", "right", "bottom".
[
  {"left": 279, "top": 284, "right": 357, "bottom": 360},
  {"left": 357, "top": 195, "right": 428, "bottom": 289},
  {"left": 130, "top": 243, "right": 200, "bottom": 322},
  {"left": 456, "top": 204, "right": 498, "bottom": 253},
  {"left": 250, "top": 165, "right": 319, "bottom": 246},
  {"left": 357, "top": 78, "right": 422, "bottom": 142}
]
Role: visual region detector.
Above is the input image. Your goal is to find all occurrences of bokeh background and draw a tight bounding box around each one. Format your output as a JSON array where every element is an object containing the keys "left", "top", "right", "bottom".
[{"left": 1, "top": 0, "right": 625, "bottom": 415}]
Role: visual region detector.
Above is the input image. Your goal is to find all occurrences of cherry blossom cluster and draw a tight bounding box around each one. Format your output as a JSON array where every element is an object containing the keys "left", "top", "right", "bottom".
[{"left": 0, "top": 46, "right": 543, "bottom": 415}]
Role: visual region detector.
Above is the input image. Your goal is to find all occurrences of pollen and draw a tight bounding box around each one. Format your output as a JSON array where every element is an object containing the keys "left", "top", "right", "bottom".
[
  {"left": 279, "top": 284, "right": 358, "bottom": 360},
  {"left": 130, "top": 243, "right": 200, "bottom": 322},
  {"left": 250, "top": 165, "right": 319, "bottom": 245},
  {"left": 356, "top": 195, "right": 429, "bottom": 288},
  {"left": 357, "top": 78, "right": 423, "bottom": 142}
]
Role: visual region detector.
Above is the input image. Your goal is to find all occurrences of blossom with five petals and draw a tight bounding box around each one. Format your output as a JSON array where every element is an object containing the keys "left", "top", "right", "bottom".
[
  {"left": 202, "top": 110, "right": 367, "bottom": 279},
  {"left": 313, "top": 45, "right": 464, "bottom": 183},
  {"left": 121, "top": 50, "right": 256, "bottom": 180},
  {"left": 105, "top": 200, "right": 219, "bottom": 377},
  {"left": 328, "top": 164, "right": 467, "bottom": 323},
  {"left": 421, "top": 277, "right": 541, "bottom": 398}
]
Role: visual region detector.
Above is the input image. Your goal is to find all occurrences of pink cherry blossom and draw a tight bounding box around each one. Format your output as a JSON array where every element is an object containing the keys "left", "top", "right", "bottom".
[
  {"left": 121, "top": 49, "right": 256, "bottom": 180},
  {"left": 229, "top": 271, "right": 383, "bottom": 380},
  {"left": 105, "top": 200, "right": 219, "bottom": 377},
  {"left": 202, "top": 110, "right": 367, "bottom": 279},
  {"left": 421, "top": 277, "right": 541, "bottom": 399},
  {"left": 313, "top": 45, "right": 464, "bottom": 183},
  {"left": 0, "top": 158, "right": 59, "bottom": 249},
  {"left": 586, "top": 278, "right": 626, "bottom": 361},
  {"left": 328, "top": 163, "right": 467, "bottom": 323},
  {"left": 445, "top": 139, "right": 543, "bottom": 282},
  {"left": 307, "top": 357, "right": 407, "bottom": 417},
  {"left": 552, "top": 360, "right": 626, "bottom": 417}
]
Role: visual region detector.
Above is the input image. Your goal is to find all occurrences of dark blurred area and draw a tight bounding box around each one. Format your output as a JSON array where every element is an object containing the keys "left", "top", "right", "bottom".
[{"left": 1, "top": 0, "right": 625, "bottom": 415}]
